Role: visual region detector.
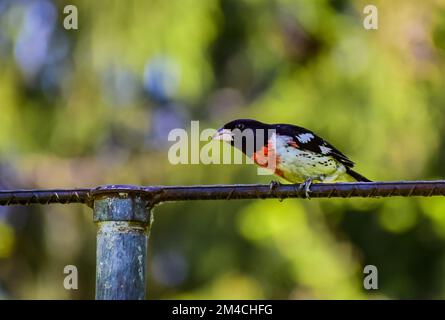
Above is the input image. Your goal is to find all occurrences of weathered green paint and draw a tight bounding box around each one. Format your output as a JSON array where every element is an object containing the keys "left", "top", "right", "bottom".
[{"left": 93, "top": 195, "right": 152, "bottom": 300}]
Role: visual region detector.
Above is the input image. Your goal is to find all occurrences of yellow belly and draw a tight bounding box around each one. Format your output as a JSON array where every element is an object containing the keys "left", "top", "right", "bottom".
[
  {"left": 275, "top": 147, "right": 353, "bottom": 183},
  {"left": 251, "top": 134, "right": 355, "bottom": 183}
]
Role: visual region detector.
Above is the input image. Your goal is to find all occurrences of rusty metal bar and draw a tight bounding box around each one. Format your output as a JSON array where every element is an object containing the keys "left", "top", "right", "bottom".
[
  {"left": 0, "top": 188, "right": 91, "bottom": 206},
  {"left": 133, "top": 180, "right": 445, "bottom": 202},
  {"left": 1, "top": 181, "right": 445, "bottom": 207}
]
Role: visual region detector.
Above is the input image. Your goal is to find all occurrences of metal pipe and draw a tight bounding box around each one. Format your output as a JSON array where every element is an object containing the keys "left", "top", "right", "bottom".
[{"left": 93, "top": 193, "right": 153, "bottom": 300}]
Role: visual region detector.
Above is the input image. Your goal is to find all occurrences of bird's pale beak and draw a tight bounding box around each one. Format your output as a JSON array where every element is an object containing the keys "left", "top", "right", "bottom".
[{"left": 212, "top": 128, "right": 233, "bottom": 142}]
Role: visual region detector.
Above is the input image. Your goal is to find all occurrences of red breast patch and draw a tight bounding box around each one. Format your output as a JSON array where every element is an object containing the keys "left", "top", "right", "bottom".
[{"left": 252, "top": 141, "right": 281, "bottom": 174}]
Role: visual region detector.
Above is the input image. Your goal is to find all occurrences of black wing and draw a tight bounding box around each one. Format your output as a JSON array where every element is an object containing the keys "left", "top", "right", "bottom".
[{"left": 275, "top": 124, "right": 355, "bottom": 168}]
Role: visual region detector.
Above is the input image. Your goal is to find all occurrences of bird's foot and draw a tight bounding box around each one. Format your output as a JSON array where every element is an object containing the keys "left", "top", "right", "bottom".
[
  {"left": 298, "top": 178, "right": 313, "bottom": 199},
  {"left": 269, "top": 180, "right": 281, "bottom": 193}
]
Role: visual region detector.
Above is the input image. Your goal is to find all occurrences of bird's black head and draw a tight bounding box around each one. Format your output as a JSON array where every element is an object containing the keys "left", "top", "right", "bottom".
[
  {"left": 213, "top": 119, "right": 272, "bottom": 153},
  {"left": 221, "top": 119, "right": 270, "bottom": 131}
]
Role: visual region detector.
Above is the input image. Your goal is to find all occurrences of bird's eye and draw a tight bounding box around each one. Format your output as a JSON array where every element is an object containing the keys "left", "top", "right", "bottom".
[{"left": 236, "top": 124, "right": 245, "bottom": 130}]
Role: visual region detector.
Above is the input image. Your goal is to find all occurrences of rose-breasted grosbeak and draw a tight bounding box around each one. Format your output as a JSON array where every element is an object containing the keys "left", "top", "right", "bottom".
[{"left": 213, "top": 119, "right": 370, "bottom": 195}]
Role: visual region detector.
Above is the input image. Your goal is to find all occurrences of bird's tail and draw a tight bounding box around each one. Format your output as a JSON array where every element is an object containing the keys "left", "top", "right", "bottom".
[{"left": 346, "top": 168, "right": 371, "bottom": 182}]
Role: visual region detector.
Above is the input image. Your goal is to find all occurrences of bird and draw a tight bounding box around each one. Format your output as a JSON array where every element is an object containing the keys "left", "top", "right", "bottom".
[{"left": 213, "top": 119, "right": 370, "bottom": 197}]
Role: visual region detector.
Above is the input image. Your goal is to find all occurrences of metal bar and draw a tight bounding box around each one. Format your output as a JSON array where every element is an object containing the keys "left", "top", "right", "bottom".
[
  {"left": 0, "top": 188, "right": 90, "bottom": 206},
  {"left": 91, "top": 181, "right": 445, "bottom": 204},
  {"left": 93, "top": 193, "right": 153, "bottom": 300},
  {"left": 1, "top": 181, "right": 445, "bottom": 207}
]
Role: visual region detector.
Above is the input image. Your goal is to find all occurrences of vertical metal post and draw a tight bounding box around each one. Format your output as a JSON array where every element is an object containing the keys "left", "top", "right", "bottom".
[{"left": 93, "top": 192, "right": 152, "bottom": 300}]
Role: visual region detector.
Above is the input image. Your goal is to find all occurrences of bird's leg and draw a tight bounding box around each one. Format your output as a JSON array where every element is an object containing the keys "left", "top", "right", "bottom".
[
  {"left": 269, "top": 180, "right": 281, "bottom": 193},
  {"left": 298, "top": 178, "right": 313, "bottom": 199}
]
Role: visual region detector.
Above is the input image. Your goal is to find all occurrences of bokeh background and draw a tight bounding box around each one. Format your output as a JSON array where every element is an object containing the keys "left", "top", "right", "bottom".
[{"left": 1, "top": 0, "right": 445, "bottom": 299}]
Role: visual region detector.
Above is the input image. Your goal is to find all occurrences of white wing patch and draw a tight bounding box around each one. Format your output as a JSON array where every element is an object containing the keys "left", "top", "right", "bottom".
[
  {"left": 320, "top": 145, "right": 332, "bottom": 154},
  {"left": 296, "top": 133, "right": 314, "bottom": 143}
]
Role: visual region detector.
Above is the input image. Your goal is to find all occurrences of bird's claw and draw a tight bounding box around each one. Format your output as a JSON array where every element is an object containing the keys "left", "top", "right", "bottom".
[
  {"left": 269, "top": 180, "right": 281, "bottom": 193},
  {"left": 298, "top": 178, "right": 313, "bottom": 199}
]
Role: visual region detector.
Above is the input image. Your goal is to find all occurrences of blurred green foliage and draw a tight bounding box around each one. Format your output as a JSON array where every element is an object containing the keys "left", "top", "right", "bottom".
[{"left": 1, "top": 0, "right": 445, "bottom": 299}]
